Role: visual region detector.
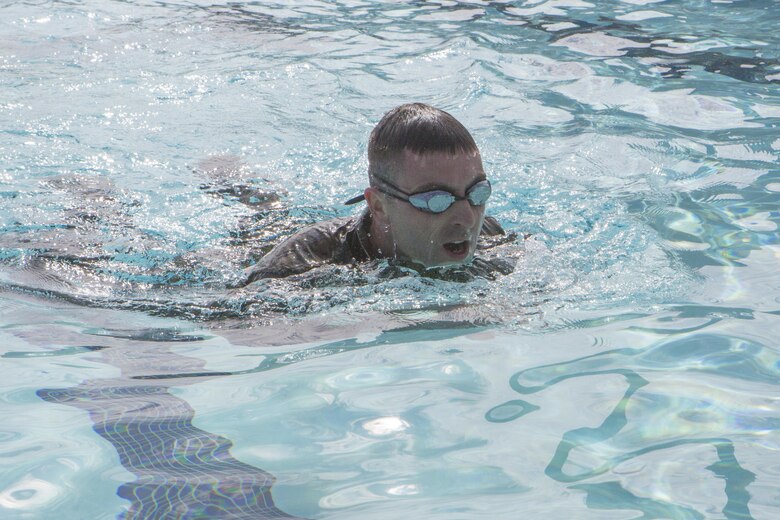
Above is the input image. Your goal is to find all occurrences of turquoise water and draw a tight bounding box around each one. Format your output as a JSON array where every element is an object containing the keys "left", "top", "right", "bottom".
[{"left": 1, "top": 1, "right": 779, "bottom": 518}]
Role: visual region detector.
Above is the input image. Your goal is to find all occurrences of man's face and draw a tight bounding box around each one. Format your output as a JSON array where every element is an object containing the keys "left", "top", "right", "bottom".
[{"left": 377, "top": 149, "right": 487, "bottom": 268}]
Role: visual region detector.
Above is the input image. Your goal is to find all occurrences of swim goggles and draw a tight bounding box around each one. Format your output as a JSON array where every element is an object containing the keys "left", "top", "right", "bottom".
[{"left": 344, "top": 178, "right": 491, "bottom": 214}]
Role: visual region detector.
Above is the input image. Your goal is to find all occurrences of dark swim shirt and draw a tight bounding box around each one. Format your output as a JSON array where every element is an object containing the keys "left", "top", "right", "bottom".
[{"left": 240, "top": 208, "right": 517, "bottom": 285}]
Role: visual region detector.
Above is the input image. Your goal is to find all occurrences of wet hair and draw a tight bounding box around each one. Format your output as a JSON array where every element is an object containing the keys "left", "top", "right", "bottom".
[{"left": 368, "top": 103, "right": 479, "bottom": 182}]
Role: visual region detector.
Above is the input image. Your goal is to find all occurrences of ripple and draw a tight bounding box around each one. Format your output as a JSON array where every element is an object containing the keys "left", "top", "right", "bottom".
[
  {"left": 485, "top": 399, "right": 540, "bottom": 423},
  {"left": 0, "top": 477, "right": 60, "bottom": 510},
  {"left": 494, "top": 53, "right": 592, "bottom": 81},
  {"left": 734, "top": 212, "right": 777, "bottom": 232},
  {"left": 616, "top": 10, "right": 673, "bottom": 21},
  {"left": 554, "top": 76, "right": 758, "bottom": 131},
  {"left": 553, "top": 32, "right": 650, "bottom": 57},
  {"left": 416, "top": 8, "right": 485, "bottom": 23},
  {"left": 506, "top": 0, "right": 595, "bottom": 18},
  {"left": 324, "top": 367, "right": 403, "bottom": 390}
]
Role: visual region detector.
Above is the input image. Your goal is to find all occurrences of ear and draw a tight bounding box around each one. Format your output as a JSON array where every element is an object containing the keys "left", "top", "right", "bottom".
[{"left": 364, "top": 187, "right": 389, "bottom": 225}]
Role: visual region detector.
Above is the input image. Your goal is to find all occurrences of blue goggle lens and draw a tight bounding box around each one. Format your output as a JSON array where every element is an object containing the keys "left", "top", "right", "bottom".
[
  {"left": 408, "top": 180, "right": 491, "bottom": 214},
  {"left": 466, "top": 181, "right": 491, "bottom": 206},
  {"left": 410, "top": 192, "right": 455, "bottom": 213}
]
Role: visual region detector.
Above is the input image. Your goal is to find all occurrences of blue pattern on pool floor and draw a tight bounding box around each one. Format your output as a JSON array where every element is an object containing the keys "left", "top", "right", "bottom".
[{"left": 37, "top": 337, "right": 304, "bottom": 520}]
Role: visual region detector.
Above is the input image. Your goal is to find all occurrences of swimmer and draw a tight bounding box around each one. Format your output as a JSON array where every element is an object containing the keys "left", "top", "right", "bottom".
[{"left": 240, "top": 103, "right": 517, "bottom": 284}]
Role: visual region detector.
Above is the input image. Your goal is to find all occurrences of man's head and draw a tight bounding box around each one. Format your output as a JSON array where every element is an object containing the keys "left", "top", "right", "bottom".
[{"left": 363, "top": 103, "right": 488, "bottom": 268}]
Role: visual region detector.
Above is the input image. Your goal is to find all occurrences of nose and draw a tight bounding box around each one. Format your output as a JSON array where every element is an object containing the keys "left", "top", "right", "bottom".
[{"left": 447, "top": 198, "right": 480, "bottom": 230}]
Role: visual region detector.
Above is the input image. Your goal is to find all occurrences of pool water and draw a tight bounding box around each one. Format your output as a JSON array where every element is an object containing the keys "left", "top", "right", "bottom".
[{"left": 1, "top": 1, "right": 779, "bottom": 518}]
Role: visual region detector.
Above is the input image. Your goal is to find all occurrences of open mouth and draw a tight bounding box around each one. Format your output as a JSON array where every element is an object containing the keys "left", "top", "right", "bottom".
[{"left": 443, "top": 240, "right": 469, "bottom": 257}]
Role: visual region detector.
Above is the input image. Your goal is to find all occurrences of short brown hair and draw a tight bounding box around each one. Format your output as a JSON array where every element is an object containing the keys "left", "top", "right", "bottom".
[{"left": 368, "top": 103, "right": 479, "bottom": 182}]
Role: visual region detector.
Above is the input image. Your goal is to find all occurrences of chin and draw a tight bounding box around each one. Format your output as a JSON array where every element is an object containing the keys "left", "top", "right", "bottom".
[
  {"left": 425, "top": 252, "right": 475, "bottom": 268},
  {"left": 397, "top": 241, "right": 476, "bottom": 269}
]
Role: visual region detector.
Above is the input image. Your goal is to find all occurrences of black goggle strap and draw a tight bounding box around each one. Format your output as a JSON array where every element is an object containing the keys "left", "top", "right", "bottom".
[
  {"left": 344, "top": 193, "right": 366, "bottom": 205},
  {"left": 343, "top": 187, "right": 409, "bottom": 206},
  {"left": 344, "top": 177, "right": 411, "bottom": 206}
]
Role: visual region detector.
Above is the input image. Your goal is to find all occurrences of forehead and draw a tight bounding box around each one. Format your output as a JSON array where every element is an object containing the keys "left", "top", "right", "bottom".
[{"left": 394, "top": 149, "right": 485, "bottom": 190}]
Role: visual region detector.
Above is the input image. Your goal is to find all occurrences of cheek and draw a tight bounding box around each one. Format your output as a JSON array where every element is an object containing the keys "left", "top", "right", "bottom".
[
  {"left": 392, "top": 213, "right": 438, "bottom": 250},
  {"left": 390, "top": 206, "right": 425, "bottom": 229}
]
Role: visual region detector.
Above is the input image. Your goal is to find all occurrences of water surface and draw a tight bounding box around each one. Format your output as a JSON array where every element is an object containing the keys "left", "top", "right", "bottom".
[{"left": 1, "top": 1, "right": 779, "bottom": 518}]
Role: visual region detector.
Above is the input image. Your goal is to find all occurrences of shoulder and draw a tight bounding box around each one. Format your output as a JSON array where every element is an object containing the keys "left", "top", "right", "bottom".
[
  {"left": 240, "top": 215, "right": 356, "bottom": 283},
  {"left": 478, "top": 215, "right": 519, "bottom": 252},
  {"left": 480, "top": 215, "right": 505, "bottom": 237},
  {"left": 473, "top": 216, "right": 528, "bottom": 278}
]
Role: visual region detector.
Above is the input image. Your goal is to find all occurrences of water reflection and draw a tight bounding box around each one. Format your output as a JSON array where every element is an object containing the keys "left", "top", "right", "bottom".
[
  {"left": 491, "top": 328, "right": 780, "bottom": 519},
  {"left": 631, "top": 171, "right": 780, "bottom": 268},
  {"left": 3, "top": 0, "right": 779, "bottom": 518},
  {"left": 15, "top": 317, "right": 487, "bottom": 518}
]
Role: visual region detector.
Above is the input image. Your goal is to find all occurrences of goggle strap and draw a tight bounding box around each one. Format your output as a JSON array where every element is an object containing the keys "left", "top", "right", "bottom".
[{"left": 344, "top": 194, "right": 366, "bottom": 205}]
